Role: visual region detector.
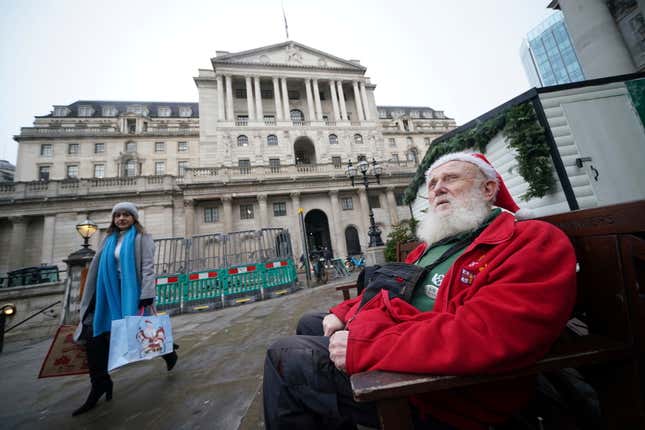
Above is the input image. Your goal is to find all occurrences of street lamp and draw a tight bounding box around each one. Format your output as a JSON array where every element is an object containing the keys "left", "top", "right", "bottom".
[
  {"left": 0, "top": 303, "right": 16, "bottom": 353},
  {"left": 346, "top": 158, "right": 384, "bottom": 247},
  {"left": 75, "top": 218, "right": 98, "bottom": 249}
]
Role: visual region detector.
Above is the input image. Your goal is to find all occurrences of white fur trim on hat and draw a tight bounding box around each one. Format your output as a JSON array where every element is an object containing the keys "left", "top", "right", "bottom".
[
  {"left": 112, "top": 202, "right": 139, "bottom": 220},
  {"left": 426, "top": 151, "right": 497, "bottom": 181}
]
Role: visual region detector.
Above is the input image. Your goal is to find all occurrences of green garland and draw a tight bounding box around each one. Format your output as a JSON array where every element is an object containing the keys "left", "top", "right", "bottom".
[{"left": 404, "top": 102, "right": 554, "bottom": 204}]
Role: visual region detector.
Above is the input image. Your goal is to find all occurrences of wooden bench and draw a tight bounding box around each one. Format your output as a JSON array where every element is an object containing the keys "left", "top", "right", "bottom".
[{"left": 338, "top": 200, "right": 645, "bottom": 429}]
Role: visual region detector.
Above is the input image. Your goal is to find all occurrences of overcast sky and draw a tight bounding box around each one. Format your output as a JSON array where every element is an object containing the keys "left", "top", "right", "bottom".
[{"left": 0, "top": 0, "right": 555, "bottom": 164}]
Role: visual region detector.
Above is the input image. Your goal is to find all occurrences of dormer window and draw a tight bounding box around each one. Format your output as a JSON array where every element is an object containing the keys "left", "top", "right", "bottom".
[
  {"left": 158, "top": 106, "right": 171, "bottom": 117},
  {"left": 410, "top": 111, "right": 419, "bottom": 118},
  {"left": 179, "top": 106, "right": 192, "bottom": 117},
  {"left": 102, "top": 105, "right": 117, "bottom": 117},
  {"left": 78, "top": 105, "right": 94, "bottom": 117},
  {"left": 127, "top": 105, "right": 148, "bottom": 116},
  {"left": 53, "top": 106, "right": 71, "bottom": 117}
]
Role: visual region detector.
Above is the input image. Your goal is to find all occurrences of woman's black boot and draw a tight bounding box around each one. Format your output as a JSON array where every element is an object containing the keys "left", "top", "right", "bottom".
[
  {"left": 161, "top": 343, "right": 179, "bottom": 371},
  {"left": 73, "top": 333, "right": 113, "bottom": 416}
]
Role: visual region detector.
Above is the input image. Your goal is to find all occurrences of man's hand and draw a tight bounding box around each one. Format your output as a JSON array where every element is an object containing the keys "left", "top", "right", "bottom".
[
  {"left": 329, "top": 330, "right": 349, "bottom": 372},
  {"left": 322, "top": 313, "right": 345, "bottom": 337}
]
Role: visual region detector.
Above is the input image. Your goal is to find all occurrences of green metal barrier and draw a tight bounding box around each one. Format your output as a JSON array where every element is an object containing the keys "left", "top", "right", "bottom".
[{"left": 155, "top": 258, "right": 297, "bottom": 312}]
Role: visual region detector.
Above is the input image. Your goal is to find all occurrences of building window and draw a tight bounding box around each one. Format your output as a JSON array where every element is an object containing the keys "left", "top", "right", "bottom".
[
  {"left": 267, "top": 134, "right": 278, "bottom": 145},
  {"left": 273, "top": 202, "right": 287, "bottom": 217},
  {"left": 269, "top": 158, "right": 281, "bottom": 173},
  {"left": 319, "top": 91, "right": 326, "bottom": 101},
  {"left": 235, "top": 89, "right": 247, "bottom": 98},
  {"left": 288, "top": 90, "right": 300, "bottom": 100},
  {"left": 102, "top": 105, "right": 117, "bottom": 117},
  {"left": 53, "top": 106, "right": 70, "bottom": 117},
  {"left": 388, "top": 138, "right": 396, "bottom": 147},
  {"left": 237, "top": 135, "right": 249, "bottom": 146},
  {"left": 341, "top": 197, "right": 354, "bottom": 210},
  {"left": 155, "top": 142, "right": 165, "bottom": 153},
  {"left": 239, "top": 159, "right": 251, "bottom": 174},
  {"left": 261, "top": 89, "right": 274, "bottom": 98},
  {"left": 407, "top": 148, "right": 419, "bottom": 164},
  {"left": 124, "top": 160, "right": 137, "bottom": 177},
  {"left": 127, "top": 105, "right": 147, "bottom": 115},
  {"left": 94, "top": 143, "right": 105, "bottom": 154},
  {"left": 94, "top": 164, "right": 105, "bottom": 178},
  {"left": 357, "top": 154, "right": 367, "bottom": 162},
  {"left": 155, "top": 161, "right": 165, "bottom": 175},
  {"left": 177, "top": 141, "right": 188, "bottom": 152},
  {"left": 395, "top": 191, "right": 405, "bottom": 206},
  {"left": 67, "top": 165, "right": 79, "bottom": 178},
  {"left": 328, "top": 134, "right": 338, "bottom": 145},
  {"left": 78, "top": 105, "right": 94, "bottom": 117},
  {"left": 424, "top": 137, "right": 431, "bottom": 146},
  {"left": 354, "top": 134, "right": 363, "bottom": 145},
  {"left": 240, "top": 204, "right": 254, "bottom": 220},
  {"left": 178, "top": 161, "right": 189, "bottom": 177},
  {"left": 125, "top": 141, "right": 137, "bottom": 153},
  {"left": 127, "top": 118, "right": 136, "bottom": 134},
  {"left": 68, "top": 143, "right": 79, "bottom": 155},
  {"left": 332, "top": 156, "right": 342, "bottom": 168},
  {"left": 158, "top": 106, "right": 171, "bottom": 117},
  {"left": 40, "top": 144, "right": 53, "bottom": 157},
  {"left": 391, "top": 153, "right": 399, "bottom": 164},
  {"left": 179, "top": 106, "right": 192, "bottom": 117},
  {"left": 204, "top": 207, "right": 220, "bottom": 223},
  {"left": 38, "top": 166, "right": 50, "bottom": 181},
  {"left": 368, "top": 195, "right": 381, "bottom": 208},
  {"left": 290, "top": 109, "right": 304, "bottom": 122}
]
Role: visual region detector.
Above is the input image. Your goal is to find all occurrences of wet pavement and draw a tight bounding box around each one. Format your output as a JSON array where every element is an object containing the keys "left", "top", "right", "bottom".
[{"left": 0, "top": 276, "right": 355, "bottom": 430}]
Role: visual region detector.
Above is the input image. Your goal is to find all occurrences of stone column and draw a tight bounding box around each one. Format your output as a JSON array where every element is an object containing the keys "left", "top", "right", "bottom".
[
  {"left": 8, "top": 216, "right": 27, "bottom": 270},
  {"left": 272, "top": 77, "right": 283, "bottom": 121},
  {"left": 281, "top": 78, "right": 291, "bottom": 121},
  {"left": 352, "top": 80, "right": 365, "bottom": 122},
  {"left": 329, "top": 80, "right": 340, "bottom": 121},
  {"left": 558, "top": 0, "right": 636, "bottom": 78},
  {"left": 386, "top": 187, "right": 399, "bottom": 225},
  {"left": 336, "top": 80, "right": 348, "bottom": 121},
  {"left": 184, "top": 199, "right": 195, "bottom": 237},
  {"left": 328, "top": 190, "right": 347, "bottom": 258},
  {"left": 216, "top": 75, "right": 226, "bottom": 121},
  {"left": 257, "top": 193, "right": 268, "bottom": 228},
  {"left": 359, "top": 82, "right": 371, "bottom": 121},
  {"left": 225, "top": 75, "right": 234, "bottom": 121},
  {"left": 304, "top": 79, "right": 316, "bottom": 122},
  {"left": 357, "top": 189, "right": 370, "bottom": 246},
  {"left": 245, "top": 76, "right": 255, "bottom": 121},
  {"left": 313, "top": 79, "right": 323, "bottom": 121},
  {"left": 222, "top": 195, "right": 233, "bottom": 233},
  {"left": 290, "top": 192, "right": 302, "bottom": 258},
  {"left": 40, "top": 215, "right": 56, "bottom": 264},
  {"left": 254, "top": 76, "right": 263, "bottom": 121}
]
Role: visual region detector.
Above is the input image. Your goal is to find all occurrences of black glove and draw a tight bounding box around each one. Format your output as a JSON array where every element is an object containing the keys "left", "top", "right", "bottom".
[{"left": 139, "top": 298, "right": 154, "bottom": 307}]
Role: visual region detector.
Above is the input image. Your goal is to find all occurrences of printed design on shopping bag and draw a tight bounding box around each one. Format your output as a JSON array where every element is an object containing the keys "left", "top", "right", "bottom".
[{"left": 135, "top": 319, "right": 167, "bottom": 357}]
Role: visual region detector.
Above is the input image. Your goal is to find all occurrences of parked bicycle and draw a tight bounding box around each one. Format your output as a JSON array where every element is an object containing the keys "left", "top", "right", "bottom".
[{"left": 344, "top": 254, "right": 365, "bottom": 272}]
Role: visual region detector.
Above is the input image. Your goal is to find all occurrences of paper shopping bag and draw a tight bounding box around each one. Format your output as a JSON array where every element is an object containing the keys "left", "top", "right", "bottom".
[
  {"left": 38, "top": 325, "right": 89, "bottom": 378},
  {"left": 108, "top": 314, "right": 173, "bottom": 372}
]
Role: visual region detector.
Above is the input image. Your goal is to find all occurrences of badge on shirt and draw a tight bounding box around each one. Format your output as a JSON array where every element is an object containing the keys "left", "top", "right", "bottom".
[
  {"left": 424, "top": 284, "right": 439, "bottom": 300},
  {"left": 460, "top": 268, "right": 475, "bottom": 285}
]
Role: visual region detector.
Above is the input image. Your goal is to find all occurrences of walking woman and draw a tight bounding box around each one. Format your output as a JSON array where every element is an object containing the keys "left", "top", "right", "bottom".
[{"left": 72, "top": 202, "right": 178, "bottom": 416}]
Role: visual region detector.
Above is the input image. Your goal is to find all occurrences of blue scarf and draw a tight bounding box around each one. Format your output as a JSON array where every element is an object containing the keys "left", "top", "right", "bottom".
[{"left": 93, "top": 226, "right": 141, "bottom": 336}]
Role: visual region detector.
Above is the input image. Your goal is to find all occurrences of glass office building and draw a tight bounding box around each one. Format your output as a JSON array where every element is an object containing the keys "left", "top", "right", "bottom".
[{"left": 521, "top": 11, "right": 585, "bottom": 87}]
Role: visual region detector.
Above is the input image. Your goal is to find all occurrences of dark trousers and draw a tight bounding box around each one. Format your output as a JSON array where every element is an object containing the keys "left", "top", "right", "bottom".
[{"left": 263, "top": 312, "right": 457, "bottom": 430}]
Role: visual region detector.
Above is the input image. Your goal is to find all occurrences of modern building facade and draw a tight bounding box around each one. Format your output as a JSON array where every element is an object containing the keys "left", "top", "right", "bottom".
[
  {"left": 548, "top": 0, "right": 645, "bottom": 78},
  {"left": 521, "top": 11, "right": 585, "bottom": 87},
  {"left": 2, "top": 41, "right": 456, "bottom": 277}
]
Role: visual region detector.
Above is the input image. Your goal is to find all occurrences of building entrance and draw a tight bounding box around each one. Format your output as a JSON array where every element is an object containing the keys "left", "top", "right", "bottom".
[{"left": 304, "top": 209, "right": 332, "bottom": 257}]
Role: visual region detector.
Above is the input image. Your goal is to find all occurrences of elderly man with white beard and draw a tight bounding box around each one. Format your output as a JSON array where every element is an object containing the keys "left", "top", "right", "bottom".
[{"left": 263, "top": 152, "right": 577, "bottom": 430}]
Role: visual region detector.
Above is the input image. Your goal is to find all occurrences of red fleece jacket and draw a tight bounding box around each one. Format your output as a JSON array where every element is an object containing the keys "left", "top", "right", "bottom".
[{"left": 330, "top": 213, "right": 576, "bottom": 429}]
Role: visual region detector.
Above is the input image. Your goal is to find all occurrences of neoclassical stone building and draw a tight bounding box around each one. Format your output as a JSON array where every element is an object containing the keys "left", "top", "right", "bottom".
[{"left": 1, "top": 41, "right": 455, "bottom": 277}]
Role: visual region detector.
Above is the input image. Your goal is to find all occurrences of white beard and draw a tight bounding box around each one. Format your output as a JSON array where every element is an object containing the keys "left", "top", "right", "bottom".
[{"left": 417, "top": 187, "right": 492, "bottom": 245}]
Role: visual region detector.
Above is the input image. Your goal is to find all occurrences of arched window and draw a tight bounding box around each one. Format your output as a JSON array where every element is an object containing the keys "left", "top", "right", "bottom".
[
  {"left": 267, "top": 134, "right": 278, "bottom": 146},
  {"left": 124, "top": 159, "right": 137, "bottom": 177},
  {"left": 237, "top": 135, "right": 249, "bottom": 147},
  {"left": 290, "top": 109, "right": 304, "bottom": 122},
  {"left": 328, "top": 134, "right": 338, "bottom": 145},
  {"left": 354, "top": 134, "right": 363, "bottom": 145}
]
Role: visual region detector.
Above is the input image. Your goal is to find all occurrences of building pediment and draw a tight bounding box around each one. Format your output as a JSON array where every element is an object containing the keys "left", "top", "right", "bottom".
[{"left": 212, "top": 41, "right": 366, "bottom": 71}]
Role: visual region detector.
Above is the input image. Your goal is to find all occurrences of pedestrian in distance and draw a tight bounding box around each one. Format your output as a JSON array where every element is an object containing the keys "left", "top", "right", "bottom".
[
  {"left": 72, "top": 202, "right": 178, "bottom": 416},
  {"left": 262, "top": 152, "right": 576, "bottom": 430}
]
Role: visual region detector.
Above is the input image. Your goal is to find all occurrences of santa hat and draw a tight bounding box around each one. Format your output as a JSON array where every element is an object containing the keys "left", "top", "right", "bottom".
[{"left": 426, "top": 152, "right": 532, "bottom": 219}]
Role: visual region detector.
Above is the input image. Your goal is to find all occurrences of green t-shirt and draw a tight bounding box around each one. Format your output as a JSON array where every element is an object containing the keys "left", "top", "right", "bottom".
[{"left": 409, "top": 209, "right": 501, "bottom": 311}]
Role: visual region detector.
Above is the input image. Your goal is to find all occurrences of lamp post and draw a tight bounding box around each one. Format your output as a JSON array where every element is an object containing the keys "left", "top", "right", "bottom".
[
  {"left": 0, "top": 303, "right": 16, "bottom": 353},
  {"left": 346, "top": 158, "right": 384, "bottom": 247},
  {"left": 75, "top": 218, "right": 98, "bottom": 249}
]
